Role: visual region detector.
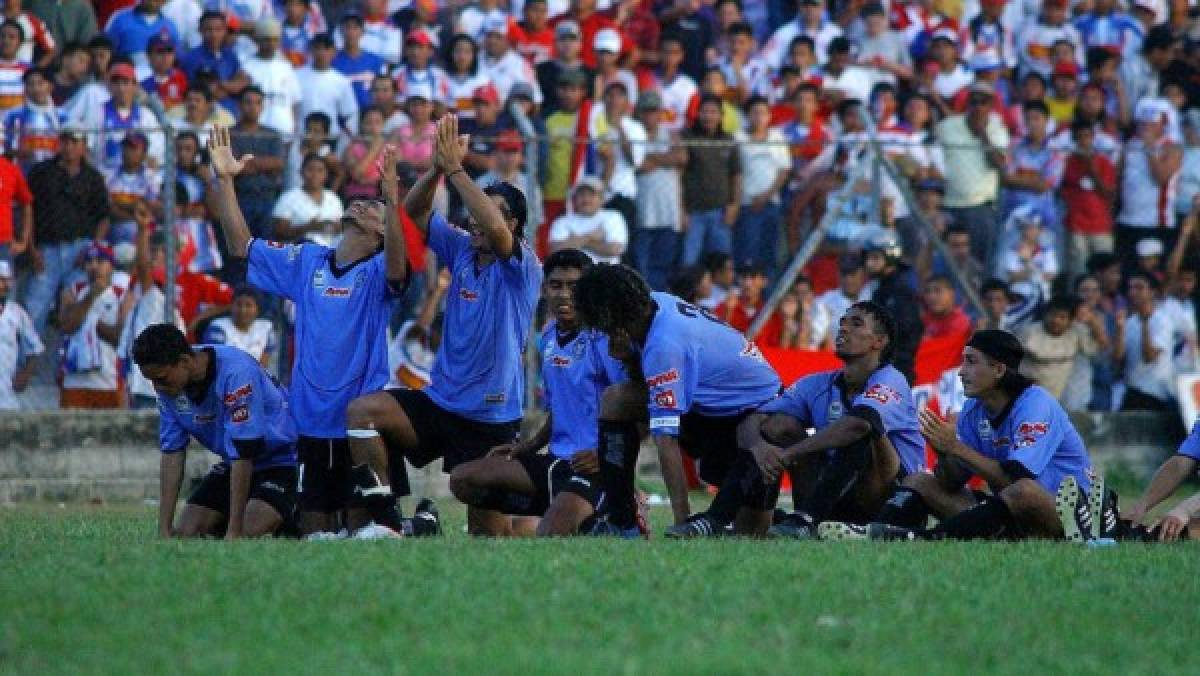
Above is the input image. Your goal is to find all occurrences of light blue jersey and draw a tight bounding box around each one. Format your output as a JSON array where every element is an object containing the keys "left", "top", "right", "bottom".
[
  {"left": 956, "top": 385, "right": 1092, "bottom": 494},
  {"left": 759, "top": 365, "right": 925, "bottom": 473},
  {"left": 246, "top": 239, "right": 401, "bottom": 437},
  {"left": 643, "top": 292, "right": 781, "bottom": 437},
  {"left": 158, "top": 346, "right": 297, "bottom": 470},
  {"left": 540, "top": 323, "right": 627, "bottom": 458},
  {"left": 424, "top": 213, "right": 542, "bottom": 423}
]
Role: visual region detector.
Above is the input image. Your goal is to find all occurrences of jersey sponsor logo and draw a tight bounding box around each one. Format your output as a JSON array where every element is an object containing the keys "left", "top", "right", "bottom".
[
  {"left": 645, "top": 368, "right": 680, "bottom": 388},
  {"left": 828, "top": 400, "right": 843, "bottom": 420},
  {"left": 288, "top": 244, "right": 302, "bottom": 261},
  {"left": 977, "top": 418, "right": 992, "bottom": 440},
  {"left": 993, "top": 436, "right": 1011, "bottom": 449},
  {"left": 654, "top": 389, "right": 677, "bottom": 409},
  {"left": 223, "top": 383, "right": 253, "bottom": 406},
  {"left": 459, "top": 288, "right": 480, "bottom": 301},
  {"left": 550, "top": 355, "right": 572, "bottom": 367},
  {"left": 863, "top": 383, "right": 900, "bottom": 405},
  {"left": 740, "top": 340, "right": 764, "bottom": 360},
  {"left": 312, "top": 269, "right": 327, "bottom": 288},
  {"left": 1015, "top": 421, "right": 1049, "bottom": 448},
  {"left": 649, "top": 415, "right": 681, "bottom": 430},
  {"left": 231, "top": 405, "right": 250, "bottom": 423},
  {"left": 266, "top": 240, "right": 286, "bottom": 248},
  {"left": 484, "top": 393, "right": 506, "bottom": 404},
  {"left": 322, "top": 286, "right": 352, "bottom": 297}
]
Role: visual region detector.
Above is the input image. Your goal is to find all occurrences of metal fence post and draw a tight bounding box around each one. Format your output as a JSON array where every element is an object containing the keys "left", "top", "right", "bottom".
[{"left": 142, "top": 96, "right": 177, "bottom": 323}]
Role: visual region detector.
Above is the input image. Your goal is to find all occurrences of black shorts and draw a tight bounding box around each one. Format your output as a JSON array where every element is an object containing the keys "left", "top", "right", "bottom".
[
  {"left": 297, "top": 436, "right": 351, "bottom": 513},
  {"left": 388, "top": 388, "right": 521, "bottom": 474},
  {"left": 188, "top": 464, "right": 297, "bottom": 523},
  {"left": 516, "top": 452, "right": 610, "bottom": 515},
  {"left": 678, "top": 410, "right": 752, "bottom": 486}
]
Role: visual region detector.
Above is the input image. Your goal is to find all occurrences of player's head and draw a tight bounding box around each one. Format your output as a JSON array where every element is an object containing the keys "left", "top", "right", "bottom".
[
  {"left": 471, "top": 182, "right": 527, "bottom": 253},
  {"left": 543, "top": 248, "right": 594, "bottom": 329},
  {"left": 960, "top": 329, "right": 1032, "bottom": 399},
  {"left": 341, "top": 197, "right": 386, "bottom": 244},
  {"left": 836, "top": 300, "right": 895, "bottom": 364},
  {"left": 574, "top": 263, "right": 655, "bottom": 360},
  {"left": 132, "top": 324, "right": 197, "bottom": 397}
]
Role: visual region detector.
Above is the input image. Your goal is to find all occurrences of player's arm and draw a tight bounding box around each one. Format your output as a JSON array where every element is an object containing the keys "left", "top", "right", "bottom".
[
  {"left": 493, "top": 415, "right": 551, "bottom": 458},
  {"left": 378, "top": 143, "right": 409, "bottom": 286},
  {"left": 933, "top": 455, "right": 974, "bottom": 492},
  {"left": 919, "top": 409, "right": 1013, "bottom": 491},
  {"left": 1126, "top": 455, "right": 1199, "bottom": 524},
  {"left": 779, "top": 415, "right": 873, "bottom": 467},
  {"left": 226, "top": 456, "right": 253, "bottom": 540},
  {"left": 437, "top": 114, "right": 515, "bottom": 259},
  {"left": 403, "top": 162, "right": 440, "bottom": 233},
  {"left": 654, "top": 433, "right": 692, "bottom": 525},
  {"left": 158, "top": 450, "right": 186, "bottom": 538},
  {"left": 206, "top": 125, "right": 254, "bottom": 258}
]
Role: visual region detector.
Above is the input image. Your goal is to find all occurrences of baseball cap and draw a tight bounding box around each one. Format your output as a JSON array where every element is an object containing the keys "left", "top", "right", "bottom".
[
  {"left": 406, "top": 29, "right": 433, "bottom": 47},
  {"left": 405, "top": 82, "right": 435, "bottom": 101},
  {"left": 635, "top": 90, "right": 663, "bottom": 111},
  {"left": 256, "top": 18, "right": 282, "bottom": 39},
  {"left": 1136, "top": 238, "right": 1164, "bottom": 258},
  {"left": 83, "top": 242, "right": 117, "bottom": 265},
  {"left": 968, "top": 52, "right": 1003, "bottom": 73},
  {"left": 573, "top": 175, "right": 605, "bottom": 194},
  {"left": 555, "top": 20, "right": 581, "bottom": 40},
  {"left": 122, "top": 131, "right": 148, "bottom": 148},
  {"left": 1052, "top": 60, "right": 1080, "bottom": 78},
  {"left": 1132, "top": 0, "right": 1157, "bottom": 11},
  {"left": 931, "top": 27, "right": 959, "bottom": 45},
  {"left": 148, "top": 33, "right": 174, "bottom": 52},
  {"left": 482, "top": 15, "right": 508, "bottom": 36},
  {"left": 0, "top": 260, "right": 12, "bottom": 279},
  {"left": 108, "top": 62, "right": 136, "bottom": 81},
  {"left": 59, "top": 125, "right": 86, "bottom": 141},
  {"left": 593, "top": 28, "right": 621, "bottom": 53},
  {"left": 496, "top": 129, "right": 523, "bottom": 152},
  {"left": 472, "top": 83, "right": 499, "bottom": 104}
]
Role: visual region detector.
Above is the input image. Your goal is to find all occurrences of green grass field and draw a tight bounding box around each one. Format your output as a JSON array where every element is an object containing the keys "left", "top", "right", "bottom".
[{"left": 1, "top": 502, "right": 1197, "bottom": 675}]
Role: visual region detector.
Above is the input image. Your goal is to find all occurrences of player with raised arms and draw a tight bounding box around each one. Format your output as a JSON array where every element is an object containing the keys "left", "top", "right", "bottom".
[
  {"left": 207, "top": 126, "right": 417, "bottom": 537},
  {"left": 345, "top": 114, "right": 542, "bottom": 536},
  {"left": 134, "top": 323, "right": 298, "bottom": 539},
  {"left": 572, "top": 263, "right": 782, "bottom": 532},
  {"left": 666, "top": 301, "right": 924, "bottom": 538},
  {"left": 821, "top": 329, "right": 1095, "bottom": 541},
  {"left": 448, "top": 248, "right": 639, "bottom": 536}
]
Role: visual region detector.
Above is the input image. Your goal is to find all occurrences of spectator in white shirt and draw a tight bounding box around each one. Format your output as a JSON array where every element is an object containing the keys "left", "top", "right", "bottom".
[
  {"left": 203, "top": 287, "right": 277, "bottom": 367},
  {"left": 0, "top": 260, "right": 42, "bottom": 410},
  {"left": 271, "top": 153, "right": 345, "bottom": 247},
  {"left": 296, "top": 33, "right": 359, "bottom": 138},
  {"left": 57, "top": 242, "right": 130, "bottom": 408},
  {"left": 548, "top": 175, "right": 628, "bottom": 264},
  {"left": 999, "top": 208, "right": 1058, "bottom": 300},
  {"left": 815, "top": 252, "right": 871, "bottom": 327},
  {"left": 480, "top": 14, "right": 542, "bottom": 105},
  {"left": 735, "top": 96, "right": 790, "bottom": 277},
  {"left": 591, "top": 80, "right": 645, "bottom": 237},
  {"left": 1115, "top": 270, "right": 1176, "bottom": 412},
  {"left": 239, "top": 18, "right": 302, "bottom": 137}
]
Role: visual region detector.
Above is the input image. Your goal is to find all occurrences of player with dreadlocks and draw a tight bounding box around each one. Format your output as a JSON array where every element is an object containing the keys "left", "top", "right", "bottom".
[
  {"left": 573, "top": 263, "right": 781, "bottom": 530},
  {"left": 345, "top": 114, "right": 542, "bottom": 537},
  {"left": 662, "top": 301, "right": 925, "bottom": 538}
]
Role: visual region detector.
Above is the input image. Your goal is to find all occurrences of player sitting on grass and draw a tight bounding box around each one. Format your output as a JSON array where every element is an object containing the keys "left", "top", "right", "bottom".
[
  {"left": 133, "top": 323, "right": 298, "bottom": 539},
  {"left": 821, "top": 330, "right": 1095, "bottom": 541},
  {"left": 346, "top": 114, "right": 542, "bottom": 537},
  {"left": 449, "top": 248, "right": 638, "bottom": 536},
  {"left": 572, "top": 263, "right": 782, "bottom": 532},
  {"left": 208, "top": 127, "right": 414, "bottom": 538},
  {"left": 668, "top": 302, "right": 924, "bottom": 538}
]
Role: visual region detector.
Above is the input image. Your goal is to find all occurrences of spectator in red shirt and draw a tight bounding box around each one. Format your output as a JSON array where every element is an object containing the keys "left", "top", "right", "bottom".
[
  {"left": 140, "top": 33, "right": 187, "bottom": 108},
  {"left": 0, "top": 153, "right": 33, "bottom": 265},
  {"left": 510, "top": 0, "right": 554, "bottom": 65},
  {"left": 715, "top": 262, "right": 781, "bottom": 344},
  {"left": 920, "top": 274, "right": 972, "bottom": 340},
  {"left": 1060, "top": 118, "right": 1116, "bottom": 283},
  {"left": 551, "top": 0, "right": 623, "bottom": 69}
]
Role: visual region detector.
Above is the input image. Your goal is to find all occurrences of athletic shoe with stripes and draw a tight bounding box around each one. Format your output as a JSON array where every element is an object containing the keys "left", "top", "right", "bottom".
[
  {"left": 765, "top": 511, "right": 815, "bottom": 539},
  {"left": 409, "top": 498, "right": 442, "bottom": 536},
  {"left": 819, "top": 521, "right": 918, "bottom": 541},
  {"left": 1056, "top": 476, "right": 1091, "bottom": 543},
  {"left": 664, "top": 513, "right": 722, "bottom": 539},
  {"left": 352, "top": 522, "right": 403, "bottom": 540}
]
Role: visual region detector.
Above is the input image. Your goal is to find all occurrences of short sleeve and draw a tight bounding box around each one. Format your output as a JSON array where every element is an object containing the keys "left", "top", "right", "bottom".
[
  {"left": 1178, "top": 420, "right": 1200, "bottom": 461},
  {"left": 246, "top": 238, "right": 312, "bottom": 301},
  {"left": 644, "top": 339, "right": 698, "bottom": 437},
  {"left": 603, "top": 211, "right": 628, "bottom": 248},
  {"left": 158, "top": 398, "right": 190, "bottom": 453},
  {"left": 851, "top": 370, "right": 911, "bottom": 435},
  {"left": 202, "top": 323, "right": 228, "bottom": 345},
  {"left": 1005, "top": 394, "right": 1066, "bottom": 477},
  {"left": 271, "top": 193, "right": 294, "bottom": 220},
  {"left": 12, "top": 167, "right": 31, "bottom": 204},
  {"left": 221, "top": 369, "right": 267, "bottom": 450},
  {"left": 591, "top": 332, "right": 628, "bottom": 387},
  {"left": 759, "top": 373, "right": 820, "bottom": 426},
  {"left": 425, "top": 211, "right": 468, "bottom": 268},
  {"left": 955, "top": 406, "right": 983, "bottom": 456}
]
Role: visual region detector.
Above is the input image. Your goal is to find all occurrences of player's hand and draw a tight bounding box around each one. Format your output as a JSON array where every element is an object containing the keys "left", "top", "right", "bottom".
[
  {"left": 919, "top": 408, "right": 957, "bottom": 456},
  {"left": 750, "top": 443, "right": 785, "bottom": 483},
  {"left": 488, "top": 442, "right": 526, "bottom": 459},
  {"left": 1155, "top": 510, "right": 1190, "bottom": 542},
  {"left": 434, "top": 114, "right": 468, "bottom": 174},
  {"left": 377, "top": 143, "right": 400, "bottom": 203},
  {"left": 570, "top": 450, "right": 600, "bottom": 475},
  {"left": 435, "top": 268, "right": 451, "bottom": 293},
  {"left": 1121, "top": 503, "right": 1148, "bottom": 526},
  {"left": 208, "top": 125, "right": 253, "bottom": 178}
]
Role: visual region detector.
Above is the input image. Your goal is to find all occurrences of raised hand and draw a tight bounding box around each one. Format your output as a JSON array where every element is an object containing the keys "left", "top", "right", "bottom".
[
  {"left": 434, "top": 114, "right": 468, "bottom": 174},
  {"left": 918, "top": 408, "right": 957, "bottom": 456},
  {"left": 207, "top": 125, "right": 252, "bottom": 178},
  {"left": 378, "top": 143, "right": 400, "bottom": 203}
]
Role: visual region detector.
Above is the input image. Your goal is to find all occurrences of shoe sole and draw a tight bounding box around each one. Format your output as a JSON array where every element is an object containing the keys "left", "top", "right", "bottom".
[
  {"left": 817, "top": 521, "right": 867, "bottom": 541},
  {"left": 1056, "top": 476, "right": 1085, "bottom": 544},
  {"left": 766, "top": 525, "right": 813, "bottom": 540},
  {"left": 1088, "top": 475, "right": 1106, "bottom": 541}
]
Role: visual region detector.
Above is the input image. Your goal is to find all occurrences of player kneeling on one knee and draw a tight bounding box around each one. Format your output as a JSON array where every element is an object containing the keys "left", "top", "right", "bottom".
[
  {"left": 820, "top": 330, "right": 1095, "bottom": 541},
  {"left": 133, "top": 324, "right": 299, "bottom": 539},
  {"left": 1119, "top": 419, "right": 1200, "bottom": 543}
]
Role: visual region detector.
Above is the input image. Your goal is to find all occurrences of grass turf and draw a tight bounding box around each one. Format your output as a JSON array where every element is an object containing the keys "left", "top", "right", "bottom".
[{"left": 1, "top": 502, "right": 1197, "bottom": 675}]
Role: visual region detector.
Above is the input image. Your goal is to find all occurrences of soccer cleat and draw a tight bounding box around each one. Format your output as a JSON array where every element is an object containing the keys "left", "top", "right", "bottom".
[
  {"left": 1087, "top": 474, "right": 1107, "bottom": 541},
  {"left": 352, "top": 522, "right": 403, "bottom": 540},
  {"left": 664, "top": 513, "right": 723, "bottom": 539},
  {"left": 1097, "top": 484, "right": 1121, "bottom": 541},
  {"left": 408, "top": 498, "right": 442, "bottom": 536},
  {"left": 1056, "top": 476, "right": 1090, "bottom": 543},
  {"left": 765, "top": 511, "right": 815, "bottom": 540},
  {"left": 819, "top": 521, "right": 918, "bottom": 541},
  {"left": 587, "top": 518, "right": 643, "bottom": 539},
  {"left": 304, "top": 529, "right": 349, "bottom": 541}
]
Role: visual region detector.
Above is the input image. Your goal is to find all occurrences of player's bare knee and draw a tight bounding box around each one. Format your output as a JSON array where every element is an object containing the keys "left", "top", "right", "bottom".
[
  {"left": 345, "top": 394, "right": 382, "bottom": 429},
  {"left": 999, "top": 478, "right": 1042, "bottom": 513},
  {"left": 901, "top": 471, "right": 938, "bottom": 496},
  {"left": 448, "top": 464, "right": 484, "bottom": 503}
]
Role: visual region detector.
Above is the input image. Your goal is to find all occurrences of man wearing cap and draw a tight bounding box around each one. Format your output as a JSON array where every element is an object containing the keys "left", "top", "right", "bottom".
[
  {"left": 140, "top": 33, "right": 187, "bottom": 108},
  {"left": 57, "top": 240, "right": 130, "bottom": 408},
  {"left": 73, "top": 61, "right": 164, "bottom": 170},
  {"left": 477, "top": 129, "right": 532, "bottom": 201},
  {"left": 481, "top": 12, "right": 543, "bottom": 106},
  {"left": 22, "top": 125, "right": 110, "bottom": 335},
  {"left": 103, "top": 131, "right": 162, "bottom": 247},
  {"left": 549, "top": 175, "right": 628, "bottom": 264},
  {"left": 550, "top": 0, "right": 621, "bottom": 70},
  {"left": 1016, "top": 0, "right": 1083, "bottom": 79},
  {"left": 761, "top": 0, "right": 842, "bottom": 69},
  {"left": 930, "top": 29, "right": 972, "bottom": 101},
  {"left": 0, "top": 259, "right": 42, "bottom": 410},
  {"left": 332, "top": 12, "right": 386, "bottom": 110},
  {"left": 821, "top": 329, "right": 1095, "bottom": 541},
  {"left": 537, "top": 19, "right": 593, "bottom": 114},
  {"left": 103, "top": 0, "right": 179, "bottom": 80},
  {"left": 1116, "top": 95, "right": 1183, "bottom": 262},
  {"left": 180, "top": 11, "right": 250, "bottom": 102},
  {"left": 240, "top": 18, "right": 302, "bottom": 137},
  {"left": 296, "top": 32, "right": 359, "bottom": 137},
  {"left": 393, "top": 29, "right": 450, "bottom": 107},
  {"left": 459, "top": 83, "right": 503, "bottom": 180}
]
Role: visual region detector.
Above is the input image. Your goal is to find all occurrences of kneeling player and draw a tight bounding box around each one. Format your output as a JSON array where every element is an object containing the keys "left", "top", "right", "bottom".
[
  {"left": 573, "top": 263, "right": 782, "bottom": 529},
  {"left": 449, "top": 249, "right": 636, "bottom": 536},
  {"left": 1096, "top": 420, "right": 1200, "bottom": 543},
  {"left": 821, "top": 330, "right": 1094, "bottom": 541},
  {"left": 666, "top": 301, "right": 924, "bottom": 538},
  {"left": 133, "top": 324, "right": 298, "bottom": 539}
]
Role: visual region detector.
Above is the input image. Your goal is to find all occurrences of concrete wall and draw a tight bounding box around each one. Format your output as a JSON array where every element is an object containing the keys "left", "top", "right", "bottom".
[{"left": 0, "top": 410, "right": 1182, "bottom": 504}]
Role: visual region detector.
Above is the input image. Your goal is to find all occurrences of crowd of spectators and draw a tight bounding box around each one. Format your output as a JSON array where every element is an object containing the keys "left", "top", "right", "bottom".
[{"left": 0, "top": 0, "right": 1196, "bottom": 421}]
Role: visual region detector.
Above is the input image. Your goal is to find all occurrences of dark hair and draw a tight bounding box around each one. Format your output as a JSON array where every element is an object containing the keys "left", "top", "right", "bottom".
[
  {"left": 1022, "top": 100, "right": 1050, "bottom": 117},
  {"left": 574, "top": 264, "right": 655, "bottom": 335},
  {"left": 1086, "top": 46, "right": 1116, "bottom": 70},
  {"left": 233, "top": 285, "right": 261, "bottom": 304},
  {"left": 22, "top": 67, "right": 50, "bottom": 84},
  {"left": 311, "top": 32, "right": 336, "bottom": 49},
  {"left": 1086, "top": 251, "right": 1119, "bottom": 273},
  {"left": 360, "top": 104, "right": 384, "bottom": 122},
  {"left": 788, "top": 35, "right": 815, "bottom": 53},
  {"left": 659, "top": 33, "right": 685, "bottom": 49},
  {"left": 87, "top": 34, "right": 114, "bottom": 51},
  {"left": 61, "top": 41, "right": 87, "bottom": 56},
  {"left": 693, "top": 95, "right": 724, "bottom": 133},
  {"left": 305, "top": 111, "right": 332, "bottom": 132},
  {"left": 199, "top": 10, "right": 227, "bottom": 25},
  {"left": 828, "top": 36, "right": 851, "bottom": 54},
  {"left": 743, "top": 95, "right": 769, "bottom": 113},
  {"left": 132, "top": 324, "right": 193, "bottom": 369},
  {"left": 1043, "top": 294, "right": 1079, "bottom": 317},
  {"left": 981, "top": 278, "right": 1011, "bottom": 296},
  {"left": 445, "top": 33, "right": 479, "bottom": 74},
  {"left": 836, "top": 97, "right": 863, "bottom": 119},
  {"left": 186, "top": 83, "right": 213, "bottom": 101},
  {"left": 794, "top": 81, "right": 819, "bottom": 99},
  {"left": 484, "top": 182, "right": 528, "bottom": 236},
  {"left": 2, "top": 19, "right": 26, "bottom": 41},
  {"left": 341, "top": 12, "right": 365, "bottom": 28},
  {"left": 944, "top": 224, "right": 970, "bottom": 240},
  {"left": 300, "top": 152, "right": 327, "bottom": 174},
  {"left": 543, "top": 248, "right": 594, "bottom": 277},
  {"left": 849, "top": 300, "right": 896, "bottom": 364},
  {"left": 668, "top": 265, "right": 709, "bottom": 303},
  {"left": 704, "top": 251, "right": 732, "bottom": 274},
  {"left": 1125, "top": 269, "right": 1162, "bottom": 293},
  {"left": 1180, "top": 256, "right": 1200, "bottom": 276},
  {"left": 925, "top": 273, "right": 954, "bottom": 290},
  {"left": 240, "top": 85, "right": 265, "bottom": 101},
  {"left": 1070, "top": 117, "right": 1094, "bottom": 135},
  {"left": 728, "top": 21, "right": 754, "bottom": 38},
  {"left": 175, "top": 130, "right": 200, "bottom": 147}
]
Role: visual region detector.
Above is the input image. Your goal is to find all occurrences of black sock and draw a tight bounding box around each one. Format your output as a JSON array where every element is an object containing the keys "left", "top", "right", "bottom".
[
  {"left": 597, "top": 420, "right": 641, "bottom": 528},
  {"left": 876, "top": 487, "right": 931, "bottom": 529},
  {"left": 800, "top": 438, "right": 870, "bottom": 523},
  {"left": 931, "top": 496, "right": 1016, "bottom": 540},
  {"left": 705, "top": 451, "right": 777, "bottom": 524},
  {"left": 351, "top": 463, "right": 405, "bottom": 532}
]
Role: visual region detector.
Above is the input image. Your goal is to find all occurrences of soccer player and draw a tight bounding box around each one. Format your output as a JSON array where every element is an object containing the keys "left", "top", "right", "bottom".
[
  {"left": 821, "top": 330, "right": 1095, "bottom": 541},
  {"left": 572, "top": 263, "right": 782, "bottom": 529},
  {"left": 448, "top": 248, "right": 634, "bottom": 536},
  {"left": 206, "top": 125, "right": 416, "bottom": 536},
  {"left": 345, "top": 114, "right": 542, "bottom": 536},
  {"left": 133, "top": 324, "right": 297, "bottom": 539},
  {"left": 1107, "top": 420, "right": 1200, "bottom": 543},
  {"left": 665, "top": 301, "right": 923, "bottom": 538}
]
